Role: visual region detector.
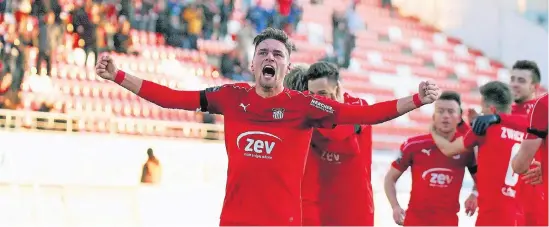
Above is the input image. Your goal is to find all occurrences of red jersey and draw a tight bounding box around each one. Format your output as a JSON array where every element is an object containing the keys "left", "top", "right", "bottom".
[
  {"left": 525, "top": 93, "right": 548, "bottom": 192},
  {"left": 512, "top": 98, "right": 545, "bottom": 224},
  {"left": 202, "top": 83, "right": 405, "bottom": 226},
  {"left": 462, "top": 120, "right": 529, "bottom": 225},
  {"left": 301, "top": 93, "right": 374, "bottom": 226},
  {"left": 391, "top": 134, "right": 475, "bottom": 213}
]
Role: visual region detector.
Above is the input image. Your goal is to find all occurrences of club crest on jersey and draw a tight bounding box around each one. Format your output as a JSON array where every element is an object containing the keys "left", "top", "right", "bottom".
[{"left": 272, "top": 108, "right": 285, "bottom": 120}]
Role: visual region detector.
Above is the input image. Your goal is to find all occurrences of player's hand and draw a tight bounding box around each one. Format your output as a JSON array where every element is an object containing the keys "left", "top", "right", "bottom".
[
  {"left": 95, "top": 55, "right": 118, "bottom": 81},
  {"left": 523, "top": 160, "right": 543, "bottom": 185},
  {"left": 392, "top": 206, "right": 406, "bottom": 226},
  {"left": 418, "top": 80, "right": 441, "bottom": 104},
  {"left": 471, "top": 114, "right": 501, "bottom": 136},
  {"left": 467, "top": 108, "right": 479, "bottom": 123},
  {"left": 464, "top": 193, "right": 478, "bottom": 216}
]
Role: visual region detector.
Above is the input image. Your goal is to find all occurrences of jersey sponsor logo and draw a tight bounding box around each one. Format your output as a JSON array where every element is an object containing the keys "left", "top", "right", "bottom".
[
  {"left": 272, "top": 108, "right": 285, "bottom": 120},
  {"left": 320, "top": 151, "right": 341, "bottom": 164},
  {"left": 310, "top": 99, "right": 334, "bottom": 114},
  {"left": 205, "top": 86, "right": 221, "bottom": 93},
  {"left": 236, "top": 131, "right": 281, "bottom": 159},
  {"left": 500, "top": 127, "right": 525, "bottom": 142},
  {"left": 422, "top": 168, "right": 454, "bottom": 188}
]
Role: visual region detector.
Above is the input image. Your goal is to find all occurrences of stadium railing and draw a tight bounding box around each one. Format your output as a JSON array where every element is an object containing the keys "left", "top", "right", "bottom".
[{"left": 0, "top": 109, "right": 224, "bottom": 140}]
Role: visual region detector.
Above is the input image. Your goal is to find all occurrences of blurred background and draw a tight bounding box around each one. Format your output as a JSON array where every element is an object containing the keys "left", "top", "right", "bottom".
[{"left": 0, "top": 0, "right": 546, "bottom": 226}]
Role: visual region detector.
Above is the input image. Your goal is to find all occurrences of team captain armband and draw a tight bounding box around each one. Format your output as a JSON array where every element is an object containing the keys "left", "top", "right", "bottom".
[{"left": 527, "top": 128, "right": 548, "bottom": 139}]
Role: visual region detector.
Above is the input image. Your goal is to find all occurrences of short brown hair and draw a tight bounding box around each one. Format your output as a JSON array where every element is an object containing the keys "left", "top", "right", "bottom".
[
  {"left": 253, "top": 28, "right": 296, "bottom": 56},
  {"left": 438, "top": 91, "right": 462, "bottom": 113},
  {"left": 512, "top": 60, "right": 541, "bottom": 83},
  {"left": 284, "top": 64, "right": 309, "bottom": 91},
  {"left": 479, "top": 81, "right": 513, "bottom": 113}
]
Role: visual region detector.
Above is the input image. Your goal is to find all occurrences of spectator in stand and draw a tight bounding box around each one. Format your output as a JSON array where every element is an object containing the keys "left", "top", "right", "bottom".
[
  {"left": 246, "top": 0, "right": 272, "bottom": 33},
  {"left": 220, "top": 49, "right": 247, "bottom": 81},
  {"left": 2, "top": 24, "right": 25, "bottom": 92},
  {"left": 141, "top": 148, "right": 162, "bottom": 184},
  {"left": 286, "top": 1, "right": 302, "bottom": 33},
  {"left": 201, "top": 0, "right": 218, "bottom": 40},
  {"left": 113, "top": 18, "right": 134, "bottom": 54},
  {"left": 274, "top": 0, "right": 292, "bottom": 31},
  {"left": 235, "top": 20, "right": 255, "bottom": 70},
  {"left": 182, "top": 2, "right": 202, "bottom": 50},
  {"left": 218, "top": 0, "right": 234, "bottom": 39},
  {"left": 331, "top": 9, "right": 348, "bottom": 67},
  {"left": 35, "top": 12, "right": 61, "bottom": 76},
  {"left": 72, "top": 4, "right": 98, "bottom": 65},
  {"left": 134, "top": 0, "right": 156, "bottom": 32},
  {"left": 343, "top": 1, "right": 363, "bottom": 68}
]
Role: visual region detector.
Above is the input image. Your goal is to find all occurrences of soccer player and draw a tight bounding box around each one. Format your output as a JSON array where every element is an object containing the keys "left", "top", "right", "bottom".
[
  {"left": 288, "top": 61, "right": 375, "bottom": 226},
  {"left": 508, "top": 60, "right": 546, "bottom": 226},
  {"left": 473, "top": 92, "right": 548, "bottom": 226},
  {"left": 384, "top": 91, "right": 477, "bottom": 226},
  {"left": 430, "top": 81, "right": 543, "bottom": 226},
  {"left": 95, "top": 28, "right": 441, "bottom": 226}
]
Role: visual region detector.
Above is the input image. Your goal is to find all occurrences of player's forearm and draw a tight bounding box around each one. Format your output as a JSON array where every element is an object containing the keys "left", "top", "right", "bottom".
[
  {"left": 396, "top": 93, "right": 424, "bottom": 115},
  {"left": 512, "top": 139, "right": 542, "bottom": 174},
  {"left": 431, "top": 133, "right": 464, "bottom": 157},
  {"left": 114, "top": 70, "right": 201, "bottom": 110},
  {"left": 334, "top": 94, "right": 423, "bottom": 125},
  {"left": 384, "top": 178, "right": 401, "bottom": 208}
]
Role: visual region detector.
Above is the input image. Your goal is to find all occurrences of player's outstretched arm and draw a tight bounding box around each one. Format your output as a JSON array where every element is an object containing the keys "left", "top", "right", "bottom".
[
  {"left": 313, "top": 81, "right": 441, "bottom": 125},
  {"left": 95, "top": 55, "right": 201, "bottom": 110}
]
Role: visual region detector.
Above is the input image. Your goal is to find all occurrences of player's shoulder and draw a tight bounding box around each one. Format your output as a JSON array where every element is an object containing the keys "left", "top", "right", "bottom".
[
  {"left": 535, "top": 93, "right": 548, "bottom": 106},
  {"left": 400, "top": 134, "right": 434, "bottom": 152},
  {"left": 344, "top": 92, "right": 368, "bottom": 106},
  {"left": 207, "top": 83, "right": 253, "bottom": 93}
]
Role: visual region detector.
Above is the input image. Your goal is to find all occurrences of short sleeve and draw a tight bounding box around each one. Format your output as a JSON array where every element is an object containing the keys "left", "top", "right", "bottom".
[
  {"left": 202, "top": 84, "right": 239, "bottom": 114},
  {"left": 526, "top": 95, "right": 548, "bottom": 140},
  {"left": 462, "top": 129, "right": 480, "bottom": 149},
  {"left": 391, "top": 140, "right": 414, "bottom": 172}
]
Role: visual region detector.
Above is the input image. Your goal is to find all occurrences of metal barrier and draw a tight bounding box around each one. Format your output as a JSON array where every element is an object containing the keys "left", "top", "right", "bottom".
[{"left": 0, "top": 109, "right": 224, "bottom": 140}]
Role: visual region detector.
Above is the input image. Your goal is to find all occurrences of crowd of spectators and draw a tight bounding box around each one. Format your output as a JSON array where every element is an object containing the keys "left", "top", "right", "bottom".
[{"left": 0, "top": 0, "right": 372, "bottom": 111}]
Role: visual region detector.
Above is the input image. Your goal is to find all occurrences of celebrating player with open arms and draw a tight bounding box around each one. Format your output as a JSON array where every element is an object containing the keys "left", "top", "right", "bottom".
[
  {"left": 95, "top": 28, "right": 441, "bottom": 226},
  {"left": 430, "top": 82, "right": 542, "bottom": 226},
  {"left": 384, "top": 91, "right": 478, "bottom": 226}
]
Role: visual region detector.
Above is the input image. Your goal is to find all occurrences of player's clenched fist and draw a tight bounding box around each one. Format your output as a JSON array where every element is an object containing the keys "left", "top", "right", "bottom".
[
  {"left": 418, "top": 80, "right": 441, "bottom": 104},
  {"left": 95, "top": 55, "right": 118, "bottom": 81}
]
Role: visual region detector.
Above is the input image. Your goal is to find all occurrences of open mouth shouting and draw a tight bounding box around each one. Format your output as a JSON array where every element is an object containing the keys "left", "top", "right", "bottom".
[{"left": 262, "top": 65, "right": 276, "bottom": 79}]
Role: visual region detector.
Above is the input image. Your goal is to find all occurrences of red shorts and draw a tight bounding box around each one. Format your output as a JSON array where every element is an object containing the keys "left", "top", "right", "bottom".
[
  {"left": 404, "top": 210, "right": 457, "bottom": 226},
  {"left": 476, "top": 210, "right": 524, "bottom": 226},
  {"left": 302, "top": 201, "right": 321, "bottom": 226}
]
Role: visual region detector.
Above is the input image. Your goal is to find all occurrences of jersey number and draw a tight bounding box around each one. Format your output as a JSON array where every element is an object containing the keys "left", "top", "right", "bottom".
[{"left": 504, "top": 143, "right": 521, "bottom": 186}]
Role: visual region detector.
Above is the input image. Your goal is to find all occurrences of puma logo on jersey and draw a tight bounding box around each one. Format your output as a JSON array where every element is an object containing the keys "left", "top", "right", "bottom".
[
  {"left": 422, "top": 149, "right": 431, "bottom": 156},
  {"left": 500, "top": 127, "right": 524, "bottom": 142},
  {"left": 240, "top": 103, "right": 250, "bottom": 112}
]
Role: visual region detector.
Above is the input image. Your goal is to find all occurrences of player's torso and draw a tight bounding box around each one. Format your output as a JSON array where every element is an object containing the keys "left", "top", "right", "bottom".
[
  {"left": 219, "top": 89, "right": 313, "bottom": 225},
  {"left": 477, "top": 125, "right": 525, "bottom": 212},
  {"left": 409, "top": 142, "right": 468, "bottom": 211}
]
